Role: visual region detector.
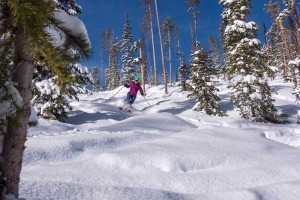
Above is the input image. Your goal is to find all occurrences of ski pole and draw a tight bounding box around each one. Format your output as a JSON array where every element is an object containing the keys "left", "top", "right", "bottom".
[
  {"left": 143, "top": 95, "right": 152, "bottom": 107},
  {"left": 111, "top": 86, "right": 124, "bottom": 99}
]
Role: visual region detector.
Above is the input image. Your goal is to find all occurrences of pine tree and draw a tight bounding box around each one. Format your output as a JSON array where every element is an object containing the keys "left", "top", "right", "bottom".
[
  {"left": 0, "top": 0, "right": 91, "bottom": 196},
  {"left": 188, "top": 42, "right": 225, "bottom": 116},
  {"left": 104, "top": 28, "right": 120, "bottom": 91},
  {"left": 121, "top": 14, "right": 135, "bottom": 83},
  {"left": 108, "top": 43, "right": 120, "bottom": 90},
  {"left": 105, "top": 67, "right": 111, "bottom": 91},
  {"left": 177, "top": 62, "right": 190, "bottom": 91},
  {"left": 92, "top": 67, "right": 99, "bottom": 92},
  {"left": 220, "top": 0, "right": 282, "bottom": 123},
  {"left": 208, "top": 35, "right": 223, "bottom": 77},
  {"left": 174, "top": 25, "right": 189, "bottom": 90},
  {"left": 56, "top": 0, "right": 82, "bottom": 15},
  {"left": 32, "top": 55, "right": 92, "bottom": 122}
]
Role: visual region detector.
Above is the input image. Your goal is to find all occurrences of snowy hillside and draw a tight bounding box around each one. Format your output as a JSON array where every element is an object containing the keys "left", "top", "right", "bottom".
[{"left": 20, "top": 78, "right": 300, "bottom": 200}]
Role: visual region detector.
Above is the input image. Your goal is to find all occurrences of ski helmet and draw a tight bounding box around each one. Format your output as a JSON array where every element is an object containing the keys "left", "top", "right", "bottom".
[{"left": 134, "top": 76, "right": 140, "bottom": 81}]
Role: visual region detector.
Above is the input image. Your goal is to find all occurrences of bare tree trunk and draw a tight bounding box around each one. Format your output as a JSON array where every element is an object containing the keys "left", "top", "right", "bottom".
[
  {"left": 154, "top": 0, "right": 168, "bottom": 94},
  {"left": 148, "top": 3, "right": 158, "bottom": 85},
  {"left": 263, "top": 23, "right": 269, "bottom": 46},
  {"left": 279, "top": 20, "right": 296, "bottom": 87},
  {"left": 194, "top": 18, "right": 198, "bottom": 42},
  {"left": 139, "top": 42, "right": 146, "bottom": 94},
  {"left": 3, "top": 29, "right": 34, "bottom": 197},
  {"left": 175, "top": 26, "right": 184, "bottom": 72},
  {"left": 280, "top": 42, "right": 288, "bottom": 79},
  {"left": 291, "top": 0, "right": 300, "bottom": 54},
  {"left": 190, "top": 22, "right": 194, "bottom": 50},
  {"left": 168, "top": 30, "right": 172, "bottom": 85}
]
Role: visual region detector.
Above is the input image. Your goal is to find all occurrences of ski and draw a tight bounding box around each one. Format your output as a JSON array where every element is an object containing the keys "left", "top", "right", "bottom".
[{"left": 118, "top": 107, "right": 132, "bottom": 113}]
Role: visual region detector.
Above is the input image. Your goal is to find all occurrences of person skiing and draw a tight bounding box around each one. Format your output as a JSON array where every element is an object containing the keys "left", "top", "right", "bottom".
[{"left": 123, "top": 76, "right": 144, "bottom": 106}]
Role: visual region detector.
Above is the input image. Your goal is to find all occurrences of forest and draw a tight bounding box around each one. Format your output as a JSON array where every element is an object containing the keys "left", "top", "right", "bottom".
[{"left": 0, "top": 0, "right": 300, "bottom": 199}]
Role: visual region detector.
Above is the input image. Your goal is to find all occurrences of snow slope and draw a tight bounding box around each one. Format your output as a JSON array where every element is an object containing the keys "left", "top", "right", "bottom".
[{"left": 20, "top": 78, "right": 300, "bottom": 200}]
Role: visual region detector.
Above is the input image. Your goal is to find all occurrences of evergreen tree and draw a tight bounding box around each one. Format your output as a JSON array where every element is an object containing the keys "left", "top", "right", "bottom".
[
  {"left": 121, "top": 14, "right": 135, "bottom": 83},
  {"left": 219, "top": 0, "right": 282, "bottom": 123},
  {"left": 177, "top": 62, "right": 190, "bottom": 91},
  {"left": 0, "top": 0, "right": 91, "bottom": 196},
  {"left": 174, "top": 25, "right": 190, "bottom": 90},
  {"left": 188, "top": 43, "right": 225, "bottom": 116},
  {"left": 32, "top": 63, "right": 91, "bottom": 122},
  {"left": 92, "top": 67, "right": 99, "bottom": 92},
  {"left": 56, "top": 0, "right": 82, "bottom": 15},
  {"left": 208, "top": 35, "right": 223, "bottom": 77},
  {"left": 105, "top": 67, "right": 111, "bottom": 91},
  {"left": 107, "top": 42, "right": 120, "bottom": 90},
  {"left": 104, "top": 28, "right": 120, "bottom": 91}
]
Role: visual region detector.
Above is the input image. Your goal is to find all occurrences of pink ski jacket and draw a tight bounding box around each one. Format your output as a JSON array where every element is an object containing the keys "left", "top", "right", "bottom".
[{"left": 125, "top": 81, "right": 144, "bottom": 96}]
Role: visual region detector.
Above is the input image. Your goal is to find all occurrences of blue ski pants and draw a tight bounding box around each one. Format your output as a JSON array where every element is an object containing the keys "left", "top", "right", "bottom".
[{"left": 125, "top": 92, "right": 136, "bottom": 105}]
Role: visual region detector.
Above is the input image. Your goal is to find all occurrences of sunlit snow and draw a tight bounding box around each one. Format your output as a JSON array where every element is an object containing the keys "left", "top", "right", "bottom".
[{"left": 20, "top": 78, "right": 300, "bottom": 200}]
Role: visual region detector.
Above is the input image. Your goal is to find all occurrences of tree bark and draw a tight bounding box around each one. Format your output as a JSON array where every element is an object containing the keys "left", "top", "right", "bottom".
[
  {"left": 148, "top": 3, "right": 158, "bottom": 85},
  {"left": 279, "top": 20, "right": 296, "bottom": 87},
  {"left": 3, "top": 29, "right": 34, "bottom": 197},
  {"left": 139, "top": 42, "right": 146, "bottom": 94},
  {"left": 194, "top": 17, "right": 198, "bottom": 42},
  {"left": 291, "top": 0, "right": 300, "bottom": 54},
  {"left": 154, "top": 0, "right": 168, "bottom": 94},
  {"left": 168, "top": 30, "right": 172, "bottom": 85}
]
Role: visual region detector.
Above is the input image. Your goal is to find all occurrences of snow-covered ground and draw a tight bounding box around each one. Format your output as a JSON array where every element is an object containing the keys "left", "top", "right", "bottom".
[{"left": 20, "top": 78, "right": 300, "bottom": 200}]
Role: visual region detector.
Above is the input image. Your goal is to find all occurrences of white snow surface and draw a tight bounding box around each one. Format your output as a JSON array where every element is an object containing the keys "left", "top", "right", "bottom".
[{"left": 20, "top": 78, "right": 300, "bottom": 200}]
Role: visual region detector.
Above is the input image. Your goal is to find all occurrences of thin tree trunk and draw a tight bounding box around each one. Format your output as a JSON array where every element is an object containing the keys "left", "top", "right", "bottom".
[
  {"left": 194, "top": 18, "right": 198, "bottom": 42},
  {"left": 3, "top": 29, "right": 34, "bottom": 197},
  {"left": 279, "top": 20, "right": 296, "bottom": 87},
  {"left": 263, "top": 23, "right": 269, "bottom": 46},
  {"left": 148, "top": 3, "right": 158, "bottom": 85},
  {"left": 139, "top": 42, "right": 146, "bottom": 94},
  {"left": 280, "top": 42, "right": 288, "bottom": 79},
  {"left": 175, "top": 26, "right": 183, "bottom": 64},
  {"left": 100, "top": 51, "right": 104, "bottom": 91},
  {"left": 291, "top": 0, "right": 300, "bottom": 54},
  {"left": 154, "top": 0, "right": 168, "bottom": 94},
  {"left": 146, "top": 40, "right": 152, "bottom": 83},
  {"left": 190, "top": 22, "right": 194, "bottom": 50},
  {"left": 168, "top": 30, "right": 172, "bottom": 85}
]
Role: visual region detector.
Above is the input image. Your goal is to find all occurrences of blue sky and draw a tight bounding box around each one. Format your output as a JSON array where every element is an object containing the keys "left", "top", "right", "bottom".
[{"left": 77, "top": 0, "right": 272, "bottom": 83}]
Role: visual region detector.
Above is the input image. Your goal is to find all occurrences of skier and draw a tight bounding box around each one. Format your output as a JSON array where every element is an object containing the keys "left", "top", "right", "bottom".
[{"left": 123, "top": 76, "right": 144, "bottom": 108}]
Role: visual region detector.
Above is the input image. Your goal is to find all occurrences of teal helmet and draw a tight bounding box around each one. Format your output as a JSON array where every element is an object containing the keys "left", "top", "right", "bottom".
[{"left": 134, "top": 76, "right": 140, "bottom": 81}]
